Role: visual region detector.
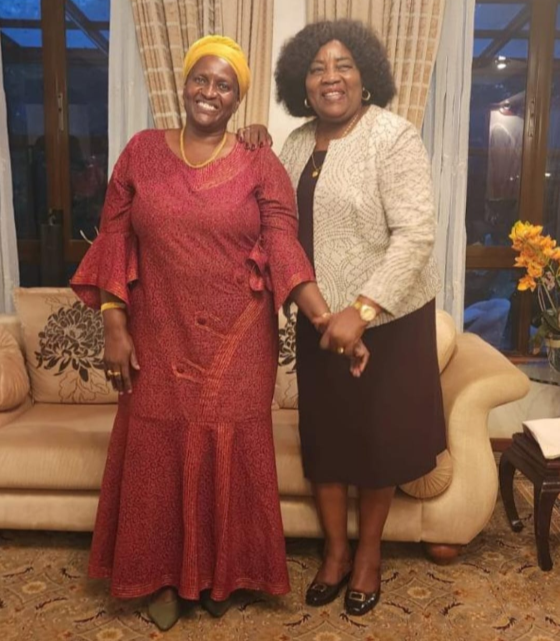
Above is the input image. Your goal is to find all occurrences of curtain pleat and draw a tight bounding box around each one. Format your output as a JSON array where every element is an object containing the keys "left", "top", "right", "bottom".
[
  {"left": 108, "top": 0, "right": 153, "bottom": 174},
  {"left": 220, "top": 0, "right": 274, "bottom": 129},
  {"left": 423, "top": 0, "right": 476, "bottom": 326},
  {"left": 0, "top": 42, "right": 19, "bottom": 313}
]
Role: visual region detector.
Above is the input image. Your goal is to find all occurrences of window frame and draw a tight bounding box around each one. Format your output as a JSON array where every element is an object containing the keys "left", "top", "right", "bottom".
[
  {"left": 1, "top": 0, "right": 109, "bottom": 274},
  {"left": 467, "top": 0, "right": 559, "bottom": 355}
]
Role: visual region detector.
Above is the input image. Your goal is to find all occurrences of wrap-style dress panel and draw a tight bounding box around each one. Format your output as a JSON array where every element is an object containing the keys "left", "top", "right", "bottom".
[{"left": 71, "top": 130, "right": 314, "bottom": 600}]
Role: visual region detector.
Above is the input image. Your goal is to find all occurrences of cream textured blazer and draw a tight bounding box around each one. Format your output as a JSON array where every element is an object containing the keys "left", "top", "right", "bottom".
[{"left": 279, "top": 105, "right": 442, "bottom": 326}]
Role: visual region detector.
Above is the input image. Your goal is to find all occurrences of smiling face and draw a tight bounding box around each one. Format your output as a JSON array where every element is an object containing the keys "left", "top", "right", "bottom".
[
  {"left": 305, "top": 39, "right": 363, "bottom": 125},
  {"left": 183, "top": 55, "right": 240, "bottom": 131}
]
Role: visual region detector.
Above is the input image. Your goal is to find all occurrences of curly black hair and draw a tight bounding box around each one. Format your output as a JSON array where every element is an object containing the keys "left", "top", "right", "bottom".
[{"left": 275, "top": 20, "right": 396, "bottom": 118}]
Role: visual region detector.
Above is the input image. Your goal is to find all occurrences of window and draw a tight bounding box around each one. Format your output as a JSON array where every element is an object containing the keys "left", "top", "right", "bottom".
[
  {"left": 465, "top": 0, "right": 560, "bottom": 354},
  {"left": 0, "top": 0, "right": 110, "bottom": 286}
]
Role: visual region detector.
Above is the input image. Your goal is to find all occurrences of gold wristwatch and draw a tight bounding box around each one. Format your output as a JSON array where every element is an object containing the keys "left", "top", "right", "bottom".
[{"left": 352, "top": 299, "right": 378, "bottom": 323}]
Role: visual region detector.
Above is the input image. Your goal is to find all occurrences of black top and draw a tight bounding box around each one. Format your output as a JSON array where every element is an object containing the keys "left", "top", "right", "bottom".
[{"left": 296, "top": 150, "right": 327, "bottom": 268}]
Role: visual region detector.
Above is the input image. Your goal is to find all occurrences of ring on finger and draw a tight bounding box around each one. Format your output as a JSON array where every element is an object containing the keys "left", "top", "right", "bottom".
[
  {"left": 112, "top": 372, "right": 122, "bottom": 378},
  {"left": 107, "top": 369, "right": 114, "bottom": 376},
  {"left": 337, "top": 346, "right": 344, "bottom": 355}
]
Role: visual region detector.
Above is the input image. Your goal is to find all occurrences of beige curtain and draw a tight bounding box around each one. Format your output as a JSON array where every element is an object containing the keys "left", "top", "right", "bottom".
[
  {"left": 220, "top": 0, "right": 274, "bottom": 129},
  {"left": 306, "top": 0, "right": 446, "bottom": 129},
  {"left": 130, "top": 0, "right": 272, "bottom": 130},
  {"left": 306, "top": 0, "right": 383, "bottom": 26}
]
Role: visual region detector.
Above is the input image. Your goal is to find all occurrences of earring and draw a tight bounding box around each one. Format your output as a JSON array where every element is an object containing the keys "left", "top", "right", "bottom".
[
  {"left": 304, "top": 98, "right": 311, "bottom": 109},
  {"left": 362, "top": 88, "right": 372, "bottom": 102}
]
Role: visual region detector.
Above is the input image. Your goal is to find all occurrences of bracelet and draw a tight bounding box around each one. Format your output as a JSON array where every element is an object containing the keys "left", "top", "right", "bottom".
[{"left": 100, "top": 301, "right": 126, "bottom": 313}]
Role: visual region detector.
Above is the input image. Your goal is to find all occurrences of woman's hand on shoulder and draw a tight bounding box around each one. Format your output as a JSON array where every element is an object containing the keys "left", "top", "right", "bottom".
[
  {"left": 103, "top": 311, "right": 140, "bottom": 395},
  {"left": 237, "top": 124, "right": 273, "bottom": 150}
]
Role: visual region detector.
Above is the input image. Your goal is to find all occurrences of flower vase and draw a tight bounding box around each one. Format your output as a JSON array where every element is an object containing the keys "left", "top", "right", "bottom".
[{"left": 545, "top": 336, "right": 560, "bottom": 372}]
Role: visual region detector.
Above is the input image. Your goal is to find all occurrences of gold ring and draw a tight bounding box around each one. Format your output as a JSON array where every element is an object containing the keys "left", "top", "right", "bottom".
[
  {"left": 112, "top": 372, "right": 122, "bottom": 378},
  {"left": 337, "top": 346, "right": 344, "bottom": 355},
  {"left": 107, "top": 369, "right": 114, "bottom": 376}
]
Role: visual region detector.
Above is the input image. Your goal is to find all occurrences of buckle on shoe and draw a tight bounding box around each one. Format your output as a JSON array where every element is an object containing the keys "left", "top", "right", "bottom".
[
  {"left": 348, "top": 590, "right": 367, "bottom": 602},
  {"left": 310, "top": 583, "right": 328, "bottom": 593}
]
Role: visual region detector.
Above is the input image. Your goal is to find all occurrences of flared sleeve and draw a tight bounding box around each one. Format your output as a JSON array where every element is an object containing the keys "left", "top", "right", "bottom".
[
  {"left": 70, "top": 135, "right": 139, "bottom": 309},
  {"left": 252, "top": 147, "right": 315, "bottom": 311}
]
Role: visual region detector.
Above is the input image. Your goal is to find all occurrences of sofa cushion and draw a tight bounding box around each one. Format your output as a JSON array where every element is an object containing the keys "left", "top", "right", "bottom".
[
  {"left": 14, "top": 287, "right": 118, "bottom": 404},
  {"left": 0, "top": 327, "right": 30, "bottom": 411},
  {"left": 0, "top": 403, "right": 115, "bottom": 490},
  {"left": 0, "top": 314, "right": 23, "bottom": 348},
  {"left": 273, "top": 409, "right": 310, "bottom": 495},
  {"left": 399, "top": 450, "right": 453, "bottom": 499}
]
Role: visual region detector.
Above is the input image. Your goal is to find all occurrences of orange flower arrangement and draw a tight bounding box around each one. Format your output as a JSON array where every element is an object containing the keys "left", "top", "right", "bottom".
[{"left": 510, "top": 221, "right": 560, "bottom": 352}]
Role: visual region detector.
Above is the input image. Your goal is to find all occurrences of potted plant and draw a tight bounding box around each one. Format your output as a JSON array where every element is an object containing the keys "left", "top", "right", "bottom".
[{"left": 510, "top": 221, "right": 560, "bottom": 370}]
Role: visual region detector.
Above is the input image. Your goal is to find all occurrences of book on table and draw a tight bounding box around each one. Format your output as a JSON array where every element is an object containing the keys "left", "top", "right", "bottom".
[{"left": 522, "top": 418, "right": 560, "bottom": 460}]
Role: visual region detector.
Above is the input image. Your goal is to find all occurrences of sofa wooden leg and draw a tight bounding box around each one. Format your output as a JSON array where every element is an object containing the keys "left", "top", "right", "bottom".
[{"left": 423, "top": 543, "right": 462, "bottom": 565}]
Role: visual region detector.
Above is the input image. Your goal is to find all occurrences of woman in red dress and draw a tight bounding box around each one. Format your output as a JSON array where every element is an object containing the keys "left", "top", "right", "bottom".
[{"left": 71, "top": 36, "right": 367, "bottom": 631}]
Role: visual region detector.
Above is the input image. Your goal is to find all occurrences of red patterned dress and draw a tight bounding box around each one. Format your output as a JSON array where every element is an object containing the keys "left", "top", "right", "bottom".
[{"left": 71, "top": 130, "right": 314, "bottom": 600}]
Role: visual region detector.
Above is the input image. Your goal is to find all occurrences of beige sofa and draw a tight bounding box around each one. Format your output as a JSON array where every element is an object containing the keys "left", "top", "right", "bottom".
[{"left": 0, "top": 288, "right": 530, "bottom": 563}]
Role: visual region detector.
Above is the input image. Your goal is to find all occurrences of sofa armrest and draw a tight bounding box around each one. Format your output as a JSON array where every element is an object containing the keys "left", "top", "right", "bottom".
[
  {"left": 0, "top": 325, "right": 31, "bottom": 411},
  {"left": 0, "top": 395, "right": 33, "bottom": 429},
  {"left": 420, "top": 333, "right": 530, "bottom": 544},
  {"left": 441, "top": 333, "right": 530, "bottom": 435}
]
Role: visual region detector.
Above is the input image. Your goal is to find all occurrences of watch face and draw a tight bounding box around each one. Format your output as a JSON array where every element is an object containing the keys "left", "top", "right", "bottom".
[{"left": 361, "top": 305, "right": 376, "bottom": 322}]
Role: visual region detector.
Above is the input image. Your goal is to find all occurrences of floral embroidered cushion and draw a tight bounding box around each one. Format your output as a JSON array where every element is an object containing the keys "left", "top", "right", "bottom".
[
  {"left": 13, "top": 288, "right": 117, "bottom": 404},
  {"left": 274, "top": 303, "right": 299, "bottom": 410},
  {"left": 0, "top": 327, "right": 30, "bottom": 411}
]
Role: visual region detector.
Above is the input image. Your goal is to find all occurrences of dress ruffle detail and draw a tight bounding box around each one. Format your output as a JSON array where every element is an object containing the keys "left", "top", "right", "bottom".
[
  {"left": 247, "top": 239, "right": 313, "bottom": 312},
  {"left": 247, "top": 240, "right": 273, "bottom": 294},
  {"left": 70, "top": 231, "right": 139, "bottom": 308}
]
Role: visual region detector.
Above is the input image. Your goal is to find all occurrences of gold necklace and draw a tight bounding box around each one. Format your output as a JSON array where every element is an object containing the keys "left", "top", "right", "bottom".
[
  {"left": 180, "top": 123, "right": 228, "bottom": 169},
  {"left": 311, "top": 109, "right": 363, "bottom": 179},
  {"left": 311, "top": 152, "right": 323, "bottom": 178}
]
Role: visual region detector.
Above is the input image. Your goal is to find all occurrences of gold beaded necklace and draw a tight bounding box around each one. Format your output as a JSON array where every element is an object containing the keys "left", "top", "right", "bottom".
[
  {"left": 180, "top": 123, "right": 228, "bottom": 169},
  {"left": 311, "top": 109, "right": 363, "bottom": 178}
]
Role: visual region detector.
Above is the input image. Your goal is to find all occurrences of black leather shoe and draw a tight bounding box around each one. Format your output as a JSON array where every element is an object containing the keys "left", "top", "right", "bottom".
[
  {"left": 344, "top": 586, "right": 381, "bottom": 616},
  {"left": 305, "top": 571, "right": 351, "bottom": 607}
]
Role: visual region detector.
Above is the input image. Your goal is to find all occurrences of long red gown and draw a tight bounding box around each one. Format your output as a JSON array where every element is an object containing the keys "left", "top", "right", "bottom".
[{"left": 70, "top": 130, "right": 314, "bottom": 600}]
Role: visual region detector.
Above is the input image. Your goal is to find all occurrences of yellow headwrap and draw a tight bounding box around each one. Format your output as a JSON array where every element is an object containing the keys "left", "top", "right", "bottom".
[{"left": 182, "top": 35, "right": 251, "bottom": 101}]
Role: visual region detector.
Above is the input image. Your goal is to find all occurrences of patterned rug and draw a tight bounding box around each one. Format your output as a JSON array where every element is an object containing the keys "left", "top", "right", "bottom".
[{"left": 1, "top": 478, "right": 559, "bottom": 641}]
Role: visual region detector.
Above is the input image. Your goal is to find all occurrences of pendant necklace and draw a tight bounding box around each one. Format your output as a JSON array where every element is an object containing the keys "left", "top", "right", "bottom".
[
  {"left": 311, "top": 109, "right": 362, "bottom": 179},
  {"left": 311, "top": 153, "right": 323, "bottom": 178}
]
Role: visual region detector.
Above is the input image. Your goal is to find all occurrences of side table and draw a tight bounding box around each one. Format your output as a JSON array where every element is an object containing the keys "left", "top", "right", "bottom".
[
  {"left": 499, "top": 432, "right": 560, "bottom": 570},
  {"left": 499, "top": 361, "right": 560, "bottom": 571}
]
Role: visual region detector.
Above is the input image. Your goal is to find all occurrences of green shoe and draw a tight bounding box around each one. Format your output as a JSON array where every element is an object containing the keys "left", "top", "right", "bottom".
[
  {"left": 147, "top": 591, "right": 181, "bottom": 631},
  {"left": 200, "top": 590, "right": 232, "bottom": 618}
]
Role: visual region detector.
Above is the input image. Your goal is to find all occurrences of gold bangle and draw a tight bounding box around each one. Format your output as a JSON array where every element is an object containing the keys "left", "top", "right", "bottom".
[{"left": 100, "top": 301, "right": 126, "bottom": 313}]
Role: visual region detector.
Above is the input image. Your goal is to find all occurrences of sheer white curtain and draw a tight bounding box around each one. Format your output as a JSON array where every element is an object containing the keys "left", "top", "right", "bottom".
[
  {"left": 423, "top": 0, "right": 475, "bottom": 327},
  {"left": 108, "top": 0, "right": 153, "bottom": 175},
  {"left": 0, "top": 44, "right": 19, "bottom": 313}
]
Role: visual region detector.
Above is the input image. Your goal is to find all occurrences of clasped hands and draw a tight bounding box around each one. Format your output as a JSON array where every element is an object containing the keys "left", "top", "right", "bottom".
[{"left": 313, "top": 306, "right": 371, "bottom": 377}]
